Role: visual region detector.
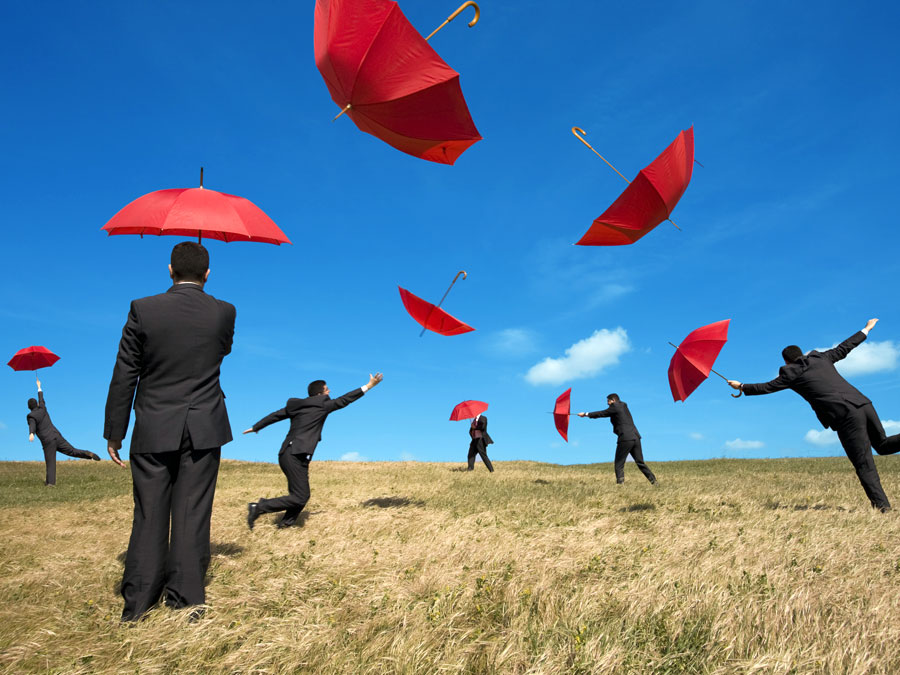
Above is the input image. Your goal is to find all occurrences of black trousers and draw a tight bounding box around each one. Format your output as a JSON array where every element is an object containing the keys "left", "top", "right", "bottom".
[
  {"left": 257, "top": 452, "right": 311, "bottom": 525},
  {"left": 42, "top": 437, "right": 95, "bottom": 485},
  {"left": 614, "top": 439, "right": 656, "bottom": 484},
  {"left": 834, "top": 403, "right": 895, "bottom": 509},
  {"left": 121, "top": 445, "right": 220, "bottom": 621},
  {"left": 467, "top": 438, "right": 494, "bottom": 472}
]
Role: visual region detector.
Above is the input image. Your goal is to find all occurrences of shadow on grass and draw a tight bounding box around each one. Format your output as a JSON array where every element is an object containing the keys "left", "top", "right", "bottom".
[
  {"left": 766, "top": 501, "right": 846, "bottom": 512},
  {"left": 275, "top": 510, "right": 323, "bottom": 528},
  {"left": 361, "top": 496, "right": 425, "bottom": 509},
  {"left": 619, "top": 503, "right": 656, "bottom": 512},
  {"left": 449, "top": 467, "right": 469, "bottom": 472},
  {"left": 533, "top": 479, "right": 551, "bottom": 485},
  {"left": 116, "top": 540, "right": 246, "bottom": 565}
]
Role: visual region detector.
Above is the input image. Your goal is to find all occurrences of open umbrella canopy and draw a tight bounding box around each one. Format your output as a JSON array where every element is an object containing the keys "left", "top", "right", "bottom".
[
  {"left": 449, "top": 400, "right": 488, "bottom": 421},
  {"left": 553, "top": 388, "right": 571, "bottom": 442},
  {"left": 576, "top": 127, "right": 694, "bottom": 246},
  {"left": 8, "top": 345, "right": 60, "bottom": 372},
  {"left": 398, "top": 286, "right": 474, "bottom": 336},
  {"left": 102, "top": 172, "right": 291, "bottom": 245},
  {"left": 314, "top": 0, "right": 482, "bottom": 164},
  {"left": 668, "top": 319, "right": 730, "bottom": 402}
]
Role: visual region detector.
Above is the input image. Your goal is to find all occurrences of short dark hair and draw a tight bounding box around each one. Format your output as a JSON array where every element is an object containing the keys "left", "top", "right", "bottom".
[
  {"left": 171, "top": 242, "right": 209, "bottom": 282},
  {"left": 606, "top": 393, "right": 620, "bottom": 402},
  {"left": 782, "top": 345, "right": 803, "bottom": 363},
  {"left": 27, "top": 398, "right": 37, "bottom": 410},
  {"left": 308, "top": 380, "right": 327, "bottom": 396}
]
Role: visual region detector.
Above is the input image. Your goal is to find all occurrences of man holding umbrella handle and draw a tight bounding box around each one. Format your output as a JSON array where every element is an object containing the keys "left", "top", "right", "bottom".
[{"left": 727, "top": 318, "right": 900, "bottom": 511}]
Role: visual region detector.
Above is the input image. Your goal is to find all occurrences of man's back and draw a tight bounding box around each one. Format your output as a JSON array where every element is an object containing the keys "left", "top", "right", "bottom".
[
  {"left": 589, "top": 401, "right": 640, "bottom": 440},
  {"left": 27, "top": 392, "right": 60, "bottom": 445},
  {"left": 105, "top": 283, "right": 236, "bottom": 453}
]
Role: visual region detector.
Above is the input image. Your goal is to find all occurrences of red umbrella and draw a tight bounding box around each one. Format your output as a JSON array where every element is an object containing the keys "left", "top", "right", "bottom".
[
  {"left": 399, "top": 270, "right": 473, "bottom": 336},
  {"left": 449, "top": 400, "right": 488, "bottom": 421},
  {"left": 8, "top": 346, "right": 60, "bottom": 380},
  {"left": 553, "top": 388, "right": 572, "bottom": 442},
  {"left": 668, "top": 319, "right": 738, "bottom": 402},
  {"left": 102, "top": 169, "right": 291, "bottom": 245},
  {"left": 572, "top": 126, "right": 695, "bottom": 246},
  {"left": 315, "top": 0, "right": 483, "bottom": 165}
]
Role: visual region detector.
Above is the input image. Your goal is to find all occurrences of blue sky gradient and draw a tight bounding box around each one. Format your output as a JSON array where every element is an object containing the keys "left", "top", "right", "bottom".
[{"left": 2, "top": 1, "right": 899, "bottom": 465}]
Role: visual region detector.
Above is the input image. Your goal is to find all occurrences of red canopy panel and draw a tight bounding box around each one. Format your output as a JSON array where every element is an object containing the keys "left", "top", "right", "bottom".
[
  {"left": 578, "top": 127, "right": 694, "bottom": 246},
  {"left": 8, "top": 345, "right": 60, "bottom": 371},
  {"left": 554, "top": 388, "right": 571, "bottom": 442},
  {"left": 449, "top": 400, "right": 488, "bottom": 421},
  {"left": 314, "top": 0, "right": 482, "bottom": 165},
  {"left": 398, "top": 287, "right": 474, "bottom": 336},
  {"left": 668, "top": 319, "right": 729, "bottom": 402},
  {"left": 102, "top": 188, "right": 291, "bottom": 245}
]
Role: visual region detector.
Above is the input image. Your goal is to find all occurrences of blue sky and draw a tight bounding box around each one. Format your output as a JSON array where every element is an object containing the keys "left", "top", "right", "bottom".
[{"left": 2, "top": 1, "right": 900, "bottom": 465}]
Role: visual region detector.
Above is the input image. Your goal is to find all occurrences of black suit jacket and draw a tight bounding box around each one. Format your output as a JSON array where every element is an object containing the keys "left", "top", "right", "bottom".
[
  {"left": 251, "top": 388, "right": 365, "bottom": 456},
  {"left": 104, "top": 283, "right": 236, "bottom": 453},
  {"left": 588, "top": 401, "right": 640, "bottom": 441},
  {"left": 27, "top": 391, "right": 61, "bottom": 447},
  {"left": 469, "top": 415, "right": 494, "bottom": 445},
  {"left": 742, "top": 331, "right": 871, "bottom": 430}
]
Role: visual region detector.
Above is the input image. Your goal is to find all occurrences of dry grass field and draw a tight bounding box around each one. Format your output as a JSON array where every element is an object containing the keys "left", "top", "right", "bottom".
[{"left": 2, "top": 456, "right": 900, "bottom": 674}]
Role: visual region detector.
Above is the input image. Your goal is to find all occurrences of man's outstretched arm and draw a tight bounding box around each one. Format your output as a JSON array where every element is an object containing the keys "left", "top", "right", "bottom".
[
  {"left": 822, "top": 318, "right": 878, "bottom": 364},
  {"left": 325, "top": 372, "right": 384, "bottom": 413},
  {"left": 578, "top": 407, "right": 613, "bottom": 418},
  {"left": 242, "top": 407, "right": 289, "bottom": 435}
]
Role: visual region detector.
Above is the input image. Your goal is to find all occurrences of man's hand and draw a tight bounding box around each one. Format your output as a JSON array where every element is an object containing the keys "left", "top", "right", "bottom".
[
  {"left": 367, "top": 372, "right": 384, "bottom": 389},
  {"left": 107, "top": 439, "right": 126, "bottom": 468},
  {"left": 577, "top": 412, "right": 587, "bottom": 417},
  {"left": 863, "top": 318, "right": 879, "bottom": 334},
  {"left": 727, "top": 380, "right": 743, "bottom": 391},
  {"left": 36, "top": 378, "right": 41, "bottom": 389},
  {"left": 28, "top": 433, "right": 34, "bottom": 442},
  {"left": 242, "top": 428, "right": 256, "bottom": 435}
]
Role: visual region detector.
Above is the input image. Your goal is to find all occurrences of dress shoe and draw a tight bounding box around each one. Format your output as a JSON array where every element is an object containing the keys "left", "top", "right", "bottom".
[
  {"left": 247, "top": 501, "right": 262, "bottom": 530},
  {"left": 89, "top": 452, "right": 101, "bottom": 461}
]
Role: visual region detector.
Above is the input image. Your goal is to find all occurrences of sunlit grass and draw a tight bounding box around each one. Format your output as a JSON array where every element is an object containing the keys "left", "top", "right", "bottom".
[{"left": 1, "top": 457, "right": 899, "bottom": 673}]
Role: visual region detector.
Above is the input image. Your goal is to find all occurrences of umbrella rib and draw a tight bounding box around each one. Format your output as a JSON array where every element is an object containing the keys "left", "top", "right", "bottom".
[{"left": 346, "top": 5, "right": 402, "bottom": 104}]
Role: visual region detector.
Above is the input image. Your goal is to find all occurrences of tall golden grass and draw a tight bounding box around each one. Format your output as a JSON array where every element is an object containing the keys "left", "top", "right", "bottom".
[{"left": 1, "top": 456, "right": 899, "bottom": 674}]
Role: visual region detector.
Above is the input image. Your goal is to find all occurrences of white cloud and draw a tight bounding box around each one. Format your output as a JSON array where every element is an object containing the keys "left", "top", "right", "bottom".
[
  {"left": 339, "top": 451, "right": 368, "bottom": 461},
  {"left": 587, "top": 284, "right": 634, "bottom": 308},
  {"left": 399, "top": 451, "right": 417, "bottom": 461},
  {"left": 689, "top": 432, "right": 705, "bottom": 441},
  {"left": 814, "top": 340, "right": 899, "bottom": 377},
  {"left": 487, "top": 328, "right": 538, "bottom": 357},
  {"left": 882, "top": 420, "right": 900, "bottom": 434},
  {"left": 804, "top": 429, "right": 839, "bottom": 446},
  {"left": 525, "top": 328, "right": 630, "bottom": 386},
  {"left": 724, "top": 438, "right": 764, "bottom": 450}
]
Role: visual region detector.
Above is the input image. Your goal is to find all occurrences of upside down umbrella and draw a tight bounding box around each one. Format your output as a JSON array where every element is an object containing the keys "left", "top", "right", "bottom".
[
  {"left": 102, "top": 168, "right": 291, "bottom": 245},
  {"left": 573, "top": 126, "right": 695, "bottom": 246},
  {"left": 8, "top": 346, "right": 60, "bottom": 382},
  {"left": 398, "top": 271, "right": 473, "bottom": 336},
  {"left": 553, "top": 388, "right": 572, "bottom": 442},
  {"left": 315, "top": 0, "right": 483, "bottom": 164},
  {"left": 449, "top": 400, "right": 488, "bottom": 421},
  {"left": 668, "top": 319, "right": 738, "bottom": 402}
]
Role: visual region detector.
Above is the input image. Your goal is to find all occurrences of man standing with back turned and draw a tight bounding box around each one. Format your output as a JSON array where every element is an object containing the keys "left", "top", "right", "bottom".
[
  {"left": 728, "top": 319, "right": 900, "bottom": 511},
  {"left": 244, "top": 373, "right": 383, "bottom": 530},
  {"left": 578, "top": 393, "right": 657, "bottom": 485},
  {"left": 104, "top": 242, "right": 236, "bottom": 621}
]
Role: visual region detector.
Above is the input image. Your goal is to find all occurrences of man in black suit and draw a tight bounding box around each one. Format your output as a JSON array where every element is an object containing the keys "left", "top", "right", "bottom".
[
  {"left": 244, "top": 373, "right": 383, "bottom": 529},
  {"left": 27, "top": 377, "right": 100, "bottom": 485},
  {"left": 104, "top": 242, "right": 236, "bottom": 621},
  {"left": 467, "top": 413, "right": 494, "bottom": 472},
  {"left": 728, "top": 318, "right": 900, "bottom": 511},
  {"left": 578, "top": 394, "right": 657, "bottom": 485}
]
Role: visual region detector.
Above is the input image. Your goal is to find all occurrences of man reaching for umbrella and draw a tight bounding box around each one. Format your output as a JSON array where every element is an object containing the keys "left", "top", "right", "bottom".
[
  {"left": 578, "top": 394, "right": 657, "bottom": 485},
  {"left": 27, "top": 378, "right": 100, "bottom": 485},
  {"left": 727, "top": 319, "right": 900, "bottom": 512},
  {"left": 244, "top": 373, "right": 384, "bottom": 530}
]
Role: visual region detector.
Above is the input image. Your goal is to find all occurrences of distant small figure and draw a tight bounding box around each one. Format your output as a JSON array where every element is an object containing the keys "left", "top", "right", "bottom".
[
  {"left": 579, "top": 393, "right": 656, "bottom": 485},
  {"left": 27, "top": 378, "right": 100, "bottom": 485},
  {"left": 728, "top": 319, "right": 900, "bottom": 512},
  {"left": 467, "top": 413, "right": 494, "bottom": 472},
  {"left": 244, "top": 372, "right": 383, "bottom": 530}
]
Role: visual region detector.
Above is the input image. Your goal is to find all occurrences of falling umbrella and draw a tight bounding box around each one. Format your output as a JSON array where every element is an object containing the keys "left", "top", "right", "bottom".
[
  {"left": 399, "top": 271, "right": 473, "bottom": 336},
  {"left": 8, "top": 346, "right": 60, "bottom": 383},
  {"left": 668, "top": 319, "right": 739, "bottom": 401},
  {"left": 572, "top": 126, "right": 695, "bottom": 246},
  {"left": 553, "top": 388, "right": 572, "bottom": 442},
  {"left": 102, "top": 168, "right": 291, "bottom": 245},
  {"left": 315, "top": 0, "right": 483, "bottom": 164},
  {"left": 449, "top": 400, "right": 488, "bottom": 421}
]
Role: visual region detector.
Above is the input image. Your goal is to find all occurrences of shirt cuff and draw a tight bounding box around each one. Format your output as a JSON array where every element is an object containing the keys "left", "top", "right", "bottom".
[{"left": 361, "top": 384, "right": 369, "bottom": 393}]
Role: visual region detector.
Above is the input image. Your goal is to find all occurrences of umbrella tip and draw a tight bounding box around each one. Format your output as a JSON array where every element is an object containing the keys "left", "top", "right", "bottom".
[{"left": 200, "top": 167, "right": 204, "bottom": 189}]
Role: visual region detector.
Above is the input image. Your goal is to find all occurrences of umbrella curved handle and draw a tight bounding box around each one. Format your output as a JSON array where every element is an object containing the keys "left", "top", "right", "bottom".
[
  {"left": 571, "top": 126, "right": 631, "bottom": 184},
  {"left": 425, "top": 2, "right": 480, "bottom": 40},
  {"left": 453, "top": 270, "right": 467, "bottom": 284},
  {"left": 731, "top": 390, "right": 743, "bottom": 398}
]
